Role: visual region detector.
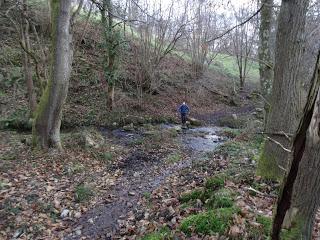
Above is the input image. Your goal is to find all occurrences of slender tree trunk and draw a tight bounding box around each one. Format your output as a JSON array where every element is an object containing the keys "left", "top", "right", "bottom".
[
  {"left": 22, "top": 45, "right": 37, "bottom": 115},
  {"left": 32, "top": 0, "right": 73, "bottom": 151},
  {"left": 107, "top": 83, "right": 115, "bottom": 111},
  {"left": 102, "top": 0, "right": 116, "bottom": 111},
  {"left": 271, "top": 50, "right": 320, "bottom": 240},
  {"left": 258, "top": 0, "right": 273, "bottom": 98},
  {"left": 258, "top": 0, "right": 273, "bottom": 129},
  {"left": 257, "top": 0, "right": 310, "bottom": 180},
  {"left": 21, "top": 0, "right": 37, "bottom": 115}
]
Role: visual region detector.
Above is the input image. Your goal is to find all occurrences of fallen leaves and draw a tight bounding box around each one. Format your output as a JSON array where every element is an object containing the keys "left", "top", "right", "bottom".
[{"left": 0, "top": 131, "right": 120, "bottom": 240}]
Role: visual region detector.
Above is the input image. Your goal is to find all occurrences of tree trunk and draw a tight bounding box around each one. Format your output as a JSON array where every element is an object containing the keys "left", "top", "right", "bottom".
[
  {"left": 101, "top": 0, "right": 116, "bottom": 111},
  {"left": 271, "top": 50, "right": 320, "bottom": 240},
  {"left": 107, "top": 83, "right": 115, "bottom": 111},
  {"left": 21, "top": 0, "right": 37, "bottom": 116},
  {"left": 257, "top": 0, "right": 310, "bottom": 180},
  {"left": 32, "top": 0, "right": 73, "bottom": 151},
  {"left": 22, "top": 45, "right": 37, "bottom": 115},
  {"left": 258, "top": 0, "right": 273, "bottom": 99},
  {"left": 239, "top": 74, "right": 244, "bottom": 90},
  {"left": 258, "top": 0, "right": 273, "bottom": 129}
]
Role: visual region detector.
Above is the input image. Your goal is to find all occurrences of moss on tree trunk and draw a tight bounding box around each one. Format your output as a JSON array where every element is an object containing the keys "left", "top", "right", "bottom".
[
  {"left": 271, "top": 50, "right": 320, "bottom": 240},
  {"left": 257, "top": 0, "right": 309, "bottom": 180},
  {"left": 32, "top": 0, "right": 73, "bottom": 150}
]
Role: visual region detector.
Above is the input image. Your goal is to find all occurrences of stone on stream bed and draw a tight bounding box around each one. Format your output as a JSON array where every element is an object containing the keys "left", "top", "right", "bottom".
[
  {"left": 182, "top": 127, "right": 227, "bottom": 152},
  {"left": 72, "top": 129, "right": 105, "bottom": 148},
  {"left": 187, "top": 117, "right": 202, "bottom": 126},
  {"left": 123, "top": 123, "right": 135, "bottom": 131}
]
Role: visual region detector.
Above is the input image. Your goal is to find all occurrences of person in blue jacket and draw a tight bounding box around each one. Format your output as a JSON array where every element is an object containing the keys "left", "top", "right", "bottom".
[{"left": 178, "top": 102, "right": 190, "bottom": 126}]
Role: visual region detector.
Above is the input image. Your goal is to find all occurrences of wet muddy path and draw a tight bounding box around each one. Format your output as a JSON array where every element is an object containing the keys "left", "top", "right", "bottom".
[{"left": 66, "top": 125, "right": 227, "bottom": 239}]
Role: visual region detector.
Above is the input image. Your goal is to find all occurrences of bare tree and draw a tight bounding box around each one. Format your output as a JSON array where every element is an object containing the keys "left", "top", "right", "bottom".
[
  {"left": 21, "top": 0, "right": 37, "bottom": 115},
  {"left": 229, "top": 6, "right": 257, "bottom": 90},
  {"left": 186, "top": 0, "right": 221, "bottom": 77},
  {"left": 100, "top": 0, "right": 120, "bottom": 111},
  {"left": 3, "top": 0, "right": 49, "bottom": 116},
  {"left": 33, "top": 0, "right": 74, "bottom": 150},
  {"left": 130, "top": 0, "right": 187, "bottom": 99}
]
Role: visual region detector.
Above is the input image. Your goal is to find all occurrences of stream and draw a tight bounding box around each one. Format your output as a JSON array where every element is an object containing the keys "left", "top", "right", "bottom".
[{"left": 67, "top": 125, "right": 227, "bottom": 239}]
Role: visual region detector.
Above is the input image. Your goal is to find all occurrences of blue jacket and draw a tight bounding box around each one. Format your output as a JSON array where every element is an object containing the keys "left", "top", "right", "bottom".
[{"left": 178, "top": 104, "right": 190, "bottom": 114}]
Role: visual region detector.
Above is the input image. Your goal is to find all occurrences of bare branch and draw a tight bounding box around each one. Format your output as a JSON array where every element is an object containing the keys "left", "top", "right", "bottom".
[
  {"left": 71, "top": 0, "right": 84, "bottom": 24},
  {"left": 266, "top": 136, "right": 292, "bottom": 153},
  {"left": 206, "top": 5, "right": 263, "bottom": 44}
]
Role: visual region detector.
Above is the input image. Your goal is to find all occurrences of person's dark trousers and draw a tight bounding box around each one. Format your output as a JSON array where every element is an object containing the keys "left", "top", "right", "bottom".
[{"left": 181, "top": 113, "right": 187, "bottom": 124}]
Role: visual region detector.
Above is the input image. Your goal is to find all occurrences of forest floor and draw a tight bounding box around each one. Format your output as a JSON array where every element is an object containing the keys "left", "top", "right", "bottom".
[{"left": 1, "top": 101, "right": 320, "bottom": 240}]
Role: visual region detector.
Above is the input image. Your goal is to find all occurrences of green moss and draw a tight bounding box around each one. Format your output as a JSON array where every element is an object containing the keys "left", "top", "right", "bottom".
[
  {"left": 280, "top": 218, "right": 304, "bottom": 240},
  {"left": 143, "top": 191, "right": 151, "bottom": 199},
  {"left": 180, "top": 189, "right": 203, "bottom": 203},
  {"left": 215, "top": 141, "right": 243, "bottom": 158},
  {"left": 256, "top": 142, "right": 282, "bottom": 180},
  {"left": 220, "top": 128, "right": 242, "bottom": 138},
  {"left": 141, "top": 227, "right": 171, "bottom": 240},
  {"left": 207, "top": 196, "right": 234, "bottom": 209},
  {"left": 180, "top": 208, "right": 237, "bottom": 236},
  {"left": 280, "top": 228, "right": 301, "bottom": 240},
  {"left": 75, "top": 184, "right": 94, "bottom": 202},
  {"left": 165, "top": 152, "right": 182, "bottom": 163},
  {"left": 256, "top": 215, "right": 272, "bottom": 236},
  {"left": 205, "top": 176, "right": 225, "bottom": 191},
  {"left": 206, "top": 189, "right": 234, "bottom": 209},
  {"left": 32, "top": 84, "right": 51, "bottom": 147},
  {"left": 100, "top": 152, "right": 114, "bottom": 162}
]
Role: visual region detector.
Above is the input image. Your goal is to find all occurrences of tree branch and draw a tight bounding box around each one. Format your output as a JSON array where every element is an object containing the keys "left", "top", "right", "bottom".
[
  {"left": 266, "top": 136, "right": 292, "bottom": 153},
  {"left": 206, "top": 5, "right": 263, "bottom": 44}
]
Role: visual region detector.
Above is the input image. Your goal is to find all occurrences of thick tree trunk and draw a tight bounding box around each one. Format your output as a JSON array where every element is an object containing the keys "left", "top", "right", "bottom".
[
  {"left": 258, "top": 0, "right": 273, "bottom": 128},
  {"left": 257, "top": 0, "right": 309, "bottom": 180},
  {"left": 32, "top": 0, "right": 73, "bottom": 150},
  {"left": 271, "top": 51, "right": 320, "bottom": 240}
]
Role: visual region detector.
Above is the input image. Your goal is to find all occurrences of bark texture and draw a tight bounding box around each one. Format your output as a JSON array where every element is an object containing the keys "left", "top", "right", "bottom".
[
  {"left": 258, "top": 0, "right": 310, "bottom": 180},
  {"left": 271, "top": 51, "right": 320, "bottom": 240},
  {"left": 258, "top": 0, "right": 273, "bottom": 127},
  {"left": 32, "top": 0, "right": 73, "bottom": 150},
  {"left": 101, "top": 0, "right": 116, "bottom": 111},
  {"left": 21, "top": 0, "right": 37, "bottom": 115}
]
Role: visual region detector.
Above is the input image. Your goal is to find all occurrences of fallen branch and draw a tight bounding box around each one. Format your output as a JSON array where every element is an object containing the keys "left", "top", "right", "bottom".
[
  {"left": 257, "top": 131, "right": 293, "bottom": 140},
  {"left": 277, "top": 164, "right": 287, "bottom": 173},
  {"left": 244, "top": 186, "right": 277, "bottom": 198},
  {"left": 266, "top": 136, "right": 291, "bottom": 153}
]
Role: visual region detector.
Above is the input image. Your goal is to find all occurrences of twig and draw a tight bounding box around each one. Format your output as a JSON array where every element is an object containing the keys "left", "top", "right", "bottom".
[
  {"left": 76, "top": 2, "right": 93, "bottom": 47},
  {"left": 278, "top": 164, "right": 287, "bottom": 173},
  {"left": 245, "top": 186, "right": 277, "bottom": 198},
  {"left": 257, "top": 131, "right": 293, "bottom": 140},
  {"left": 206, "top": 5, "right": 263, "bottom": 44},
  {"left": 266, "top": 136, "right": 292, "bottom": 153},
  {"left": 90, "top": 0, "right": 147, "bottom": 24},
  {"left": 71, "top": 0, "right": 84, "bottom": 25}
]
